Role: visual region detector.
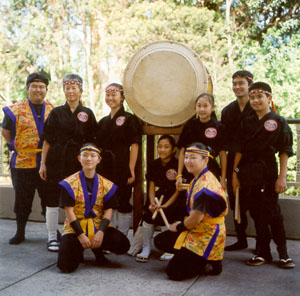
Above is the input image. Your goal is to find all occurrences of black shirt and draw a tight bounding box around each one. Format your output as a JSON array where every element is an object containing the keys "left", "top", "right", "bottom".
[
  {"left": 43, "top": 102, "right": 97, "bottom": 179},
  {"left": 146, "top": 156, "right": 178, "bottom": 201},
  {"left": 237, "top": 111, "right": 293, "bottom": 163},
  {"left": 96, "top": 106, "right": 142, "bottom": 171},
  {"left": 177, "top": 117, "right": 226, "bottom": 178},
  {"left": 221, "top": 100, "right": 255, "bottom": 153}
]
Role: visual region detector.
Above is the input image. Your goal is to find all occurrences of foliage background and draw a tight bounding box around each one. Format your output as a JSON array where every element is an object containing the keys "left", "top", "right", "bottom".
[{"left": 0, "top": 0, "right": 299, "bottom": 191}]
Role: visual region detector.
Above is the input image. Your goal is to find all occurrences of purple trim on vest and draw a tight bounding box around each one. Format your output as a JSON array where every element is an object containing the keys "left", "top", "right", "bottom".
[
  {"left": 187, "top": 167, "right": 208, "bottom": 214},
  {"left": 203, "top": 224, "right": 220, "bottom": 259},
  {"left": 103, "top": 184, "right": 117, "bottom": 203},
  {"left": 28, "top": 99, "right": 45, "bottom": 167},
  {"left": 193, "top": 188, "right": 223, "bottom": 218},
  {"left": 79, "top": 170, "right": 98, "bottom": 218},
  {"left": 59, "top": 180, "right": 75, "bottom": 200}
]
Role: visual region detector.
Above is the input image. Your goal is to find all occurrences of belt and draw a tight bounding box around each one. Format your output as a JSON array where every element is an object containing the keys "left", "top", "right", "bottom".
[
  {"left": 174, "top": 216, "right": 224, "bottom": 250},
  {"left": 80, "top": 218, "right": 95, "bottom": 241}
]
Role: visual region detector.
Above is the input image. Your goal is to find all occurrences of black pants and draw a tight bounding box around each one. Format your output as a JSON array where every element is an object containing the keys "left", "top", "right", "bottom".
[
  {"left": 251, "top": 183, "right": 288, "bottom": 260},
  {"left": 57, "top": 227, "right": 130, "bottom": 273},
  {"left": 154, "top": 230, "right": 221, "bottom": 281},
  {"left": 11, "top": 168, "right": 47, "bottom": 221}
]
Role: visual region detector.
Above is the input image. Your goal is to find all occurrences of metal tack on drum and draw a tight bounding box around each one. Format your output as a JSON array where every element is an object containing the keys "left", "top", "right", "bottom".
[{"left": 123, "top": 40, "right": 213, "bottom": 127}]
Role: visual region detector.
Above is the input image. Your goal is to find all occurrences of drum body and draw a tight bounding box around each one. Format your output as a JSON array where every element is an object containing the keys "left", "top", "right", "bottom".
[{"left": 123, "top": 40, "right": 212, "bottom": 127}]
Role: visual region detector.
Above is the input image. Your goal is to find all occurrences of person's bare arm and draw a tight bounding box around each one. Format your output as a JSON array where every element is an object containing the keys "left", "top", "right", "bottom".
[{"left": 1, "top": 128, "right": 11, "bottom": 144}]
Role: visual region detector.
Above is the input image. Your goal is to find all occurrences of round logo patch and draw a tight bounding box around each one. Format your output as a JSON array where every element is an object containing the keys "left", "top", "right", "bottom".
[
  {"left": 116, "top": 116, "right": 126, "bottom": 126},
  {"left": 77, "top": 112, "right": 88, "bottom": 122},
  {"left": 264, "top": 119, "right": 278, "bottom": 132},
  {"left": 205, "top": 127, "right": 217, "bottom": 138},
  {"left": 166, "top": 169, "right": 177, "bottom": 181}
]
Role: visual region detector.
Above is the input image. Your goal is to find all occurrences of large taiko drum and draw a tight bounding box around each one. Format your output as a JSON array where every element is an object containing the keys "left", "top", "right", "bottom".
[{"left": 123, "top": 40, "right": 213, "bottom": 127}]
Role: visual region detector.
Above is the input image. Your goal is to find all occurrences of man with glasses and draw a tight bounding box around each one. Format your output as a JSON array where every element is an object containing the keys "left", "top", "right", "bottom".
[{"left": 1, "top": 72, "right": 54, "bottom": 245}]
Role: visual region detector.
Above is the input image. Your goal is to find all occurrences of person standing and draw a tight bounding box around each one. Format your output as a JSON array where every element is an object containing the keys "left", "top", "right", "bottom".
[
  {"left": 1, "top": 73, "right": 53, "bottom": 244},
  {"left": 232, "top": 82, "right": 295, "bottom": 269},
  {"left": 96, "top": 83, "right": 142, "bottom": 236},
  {"left": 221, "top": 70, "right": 256, "bottom": 251},
  {"left": 39, "top": 74, "right": 97, "bottom": 252}
]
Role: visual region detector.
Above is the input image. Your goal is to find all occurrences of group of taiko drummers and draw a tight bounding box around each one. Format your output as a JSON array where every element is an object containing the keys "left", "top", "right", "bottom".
[{"left": 1, "top": 70, "right": 294, "bottom": 281}]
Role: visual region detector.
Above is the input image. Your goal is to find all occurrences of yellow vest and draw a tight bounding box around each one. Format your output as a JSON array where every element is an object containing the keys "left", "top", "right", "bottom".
[
  {"left": 174, "top": 169, "right": 228, "bottom": 261},
  {"left": 60, "top": 171, "right": 117, "bottom": 241},
  {"left": 3, "top": 99, "right": 53, "bottom": 168}
]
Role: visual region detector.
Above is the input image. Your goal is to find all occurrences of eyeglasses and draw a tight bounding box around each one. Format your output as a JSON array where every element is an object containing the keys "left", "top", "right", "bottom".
[{"left": 30, "top": 84, "right": 46, "bottom": 90}]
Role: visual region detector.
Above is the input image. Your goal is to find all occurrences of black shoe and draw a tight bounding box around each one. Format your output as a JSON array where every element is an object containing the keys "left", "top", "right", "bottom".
[
  {"left": 205, "top": 261, "right": 222, "bottom": 275},
  {"left": 9, "top": 234, "right": 25, "bottom": 245},
  {"left": 96, "top": 253, "right": 109, "bottom": 266},
  {"left": 225, "top": 241, "right": 247, "bottom": 251}
]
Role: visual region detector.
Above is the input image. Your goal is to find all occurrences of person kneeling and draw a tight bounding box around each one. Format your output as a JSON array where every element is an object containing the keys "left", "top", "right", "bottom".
[
  {"left": 57, "top": 143, "right": 130, "bottom": 273},
  {"left": 154, "top": 143, "right": 228, "bottom": 281}
]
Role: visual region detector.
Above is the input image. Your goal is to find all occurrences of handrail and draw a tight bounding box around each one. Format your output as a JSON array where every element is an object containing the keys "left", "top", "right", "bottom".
[{"left": 1, "top": 119, "right": 300, "bottom": 187}]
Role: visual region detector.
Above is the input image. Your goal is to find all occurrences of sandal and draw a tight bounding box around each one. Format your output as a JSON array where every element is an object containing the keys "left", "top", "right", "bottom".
[
  {"left": 247, "top": 256, "right": 267, "bottom": 266},
  {"left": 136, "top": 255, "right": 149, "bottom": 263},
  {"left": 159, "top": 253, "right": 174, "bottom": 261},
  {"left": 47, "top": 240, "right": 59, "bottom": 252}
]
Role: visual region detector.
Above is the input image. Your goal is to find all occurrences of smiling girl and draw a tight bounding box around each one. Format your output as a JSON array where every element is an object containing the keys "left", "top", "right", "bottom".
[
  {"left": 154, "top": 143, "right": 228, "bottom": 280},
  {"left": 136, "top": 135, "right": 185, "bottom": 262},
  {"left": 96, "top": 83, "right": 142, "bottom": 237},
  {"left": 176, "top": 93, "right": 227, "bottom": 190}
]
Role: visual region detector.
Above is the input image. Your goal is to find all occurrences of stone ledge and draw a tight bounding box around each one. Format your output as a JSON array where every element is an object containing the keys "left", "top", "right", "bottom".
[{"left": 1, "top": 185, "right": 299, "bottom": 239}]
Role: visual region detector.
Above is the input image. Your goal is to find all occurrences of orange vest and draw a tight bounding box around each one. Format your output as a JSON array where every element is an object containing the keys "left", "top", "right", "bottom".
[
  {"left": 3, "top": 99, "right": 53, "bottom": 168},
  {"left": 59, "top": 171, "right": 117, "bottom": 241},
  {"left": 174, "top": 169, "right": 228, "bottom": 261}
]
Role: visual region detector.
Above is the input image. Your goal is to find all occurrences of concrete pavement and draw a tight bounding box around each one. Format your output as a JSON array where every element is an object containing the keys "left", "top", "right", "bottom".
[{"left": 0, "top": 219, "right": 299, "bottom": 296}]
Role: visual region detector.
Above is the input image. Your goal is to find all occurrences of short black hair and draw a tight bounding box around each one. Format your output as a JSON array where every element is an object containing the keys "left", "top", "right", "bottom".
[
  {"left": 26, "top": 72, "right": 49, "bottom": 87},
  {"left": 157, "top": 135, "right": 176, "bottom": 148},
  {"left": 249, "top": 82, "right": 272, "bottom": 96},
  {"left": 232, "top": 70, "right": 254, "bottom": 86}
]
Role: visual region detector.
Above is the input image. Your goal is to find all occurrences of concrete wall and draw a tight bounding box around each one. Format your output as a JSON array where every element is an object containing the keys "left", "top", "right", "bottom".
[{"left": 1, "top": 185, "right": 299, "bottom": 239}]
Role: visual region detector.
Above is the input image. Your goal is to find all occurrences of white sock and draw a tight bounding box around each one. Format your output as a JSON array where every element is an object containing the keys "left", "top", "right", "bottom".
[
  {"left": 46, "top": 207, "right": 59, "bottom": 242},
  {"left": 137, "top": 247, "right": 151, "bottom": 258},
  {"left": 110, "top": 210, "right": 118, "bottom": 228},
  {"left": 136, "top": 221, "right": 154, "bottom": 258},
  {"left": 117, "top": 212, "right": 132, "bottom": 236}
]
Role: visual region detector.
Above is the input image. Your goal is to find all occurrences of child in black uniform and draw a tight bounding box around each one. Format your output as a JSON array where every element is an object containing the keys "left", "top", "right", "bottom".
[
  {"left": 176, "top": 93, "right": 227, "bottom": 189},
  {"left": 232, "top": 82, "right": 295, "bottom": 269},
  {"left": 136, "top": 135, "right": 185, "bottom": 262},
  {"left": 96, "top": 83, "right": 142, "bottom": 236}
]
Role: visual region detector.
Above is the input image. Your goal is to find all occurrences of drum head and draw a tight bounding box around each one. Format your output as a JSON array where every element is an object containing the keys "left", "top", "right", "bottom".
[{"left": 123, "top": 41, "right": 212, "bottom": 127}]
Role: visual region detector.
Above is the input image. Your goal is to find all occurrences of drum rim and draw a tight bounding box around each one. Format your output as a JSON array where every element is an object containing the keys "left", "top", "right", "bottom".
[{"left": 123, "top": 40, "right": 211, "bottom": 127}]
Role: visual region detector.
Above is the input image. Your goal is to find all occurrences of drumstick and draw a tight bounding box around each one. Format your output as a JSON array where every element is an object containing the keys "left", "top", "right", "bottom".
[
  {"left": 152, "top": 195, "right": 164, "bottom": 220},
  {"left": 235, "top": 187, "right": 241, "bottom": 224},
  {"left": 154, "top": 197, "right": 169, "bottom": 228}
]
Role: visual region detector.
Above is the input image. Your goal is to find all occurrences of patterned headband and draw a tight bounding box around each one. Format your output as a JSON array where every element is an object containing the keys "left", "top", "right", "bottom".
[
  {"left": 80, "top": 146, "right": 101, "bottom": 155},
  {"left": 63, "top": 80, "right": 83, "bottom": 86},
  {"left": 185, "top": 148, "right": 214, "bottom": 159},
  {"left": 249, "top": 89, "right": 272, "bottom": 96},
  {"left": 105, "top": 87, "right": 123, "bottom": 93}
]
